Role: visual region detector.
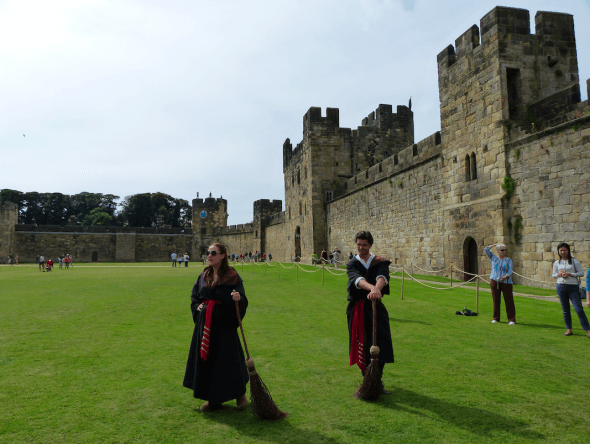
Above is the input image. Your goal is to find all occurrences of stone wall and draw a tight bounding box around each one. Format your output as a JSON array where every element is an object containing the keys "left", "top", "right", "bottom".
[
  {"left": 12, "top": 228, "right": 194, "bottom": 263},
  {"left": 506, "top": 111, "right": 590, "bottom": 283},
  {"left": 0, "top": 201, "right": 18, "bottom": 260},
  {"left": 327, "top": 149, "right": 445, "bottom": 269}
]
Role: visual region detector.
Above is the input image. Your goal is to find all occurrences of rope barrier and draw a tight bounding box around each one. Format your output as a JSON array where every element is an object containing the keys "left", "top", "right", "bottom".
[
  {"left": 296, "top": 263, "right": 323, "bottom": 273},
  {"left": 324, "top": 267, "right": 348, "bottom": 276},
  {"left": 400, "top": 268, "right": 480, "bottom": 290},
  {"left": 411, "top": 263, "right": 451, "bottom": 274}
]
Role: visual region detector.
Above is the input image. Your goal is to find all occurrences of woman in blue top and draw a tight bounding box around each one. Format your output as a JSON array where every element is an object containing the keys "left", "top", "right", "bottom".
[
  {"left": 552, "top": 242, "right": 590, "bottom": 338},
  {"left": 484, "top": 243, "right": 516, "bottom": 325},
  {"left": 586, "top": 267, "right": 590, "bottom": 308}
]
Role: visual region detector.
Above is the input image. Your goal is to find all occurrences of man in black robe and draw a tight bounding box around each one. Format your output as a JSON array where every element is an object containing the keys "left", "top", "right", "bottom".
[{"left": 346, "top": 230, "right": 394, "bottom": 394}]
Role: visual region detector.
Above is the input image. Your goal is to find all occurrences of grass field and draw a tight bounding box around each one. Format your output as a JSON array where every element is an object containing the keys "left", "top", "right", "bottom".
[{"left": 1, "top": 262, "right": 589, "bottom": 444}]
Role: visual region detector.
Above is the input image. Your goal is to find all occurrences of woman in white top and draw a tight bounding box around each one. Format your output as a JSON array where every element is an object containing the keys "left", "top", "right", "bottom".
[{"left": 551, "top": 242, "right": 590, "bottom": 338}]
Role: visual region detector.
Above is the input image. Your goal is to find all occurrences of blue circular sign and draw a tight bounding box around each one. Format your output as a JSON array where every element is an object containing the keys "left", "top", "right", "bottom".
[{"left": 200, "top": 210, "right": 207, "bottom": 218}]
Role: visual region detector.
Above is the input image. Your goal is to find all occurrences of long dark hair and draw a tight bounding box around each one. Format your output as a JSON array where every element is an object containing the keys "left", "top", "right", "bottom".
[
  {"left": 205, "top": 243, "right": 230, "bottom": 287},
  {"left": 557, "top": 242, "right": 572, "bottom": 264}
]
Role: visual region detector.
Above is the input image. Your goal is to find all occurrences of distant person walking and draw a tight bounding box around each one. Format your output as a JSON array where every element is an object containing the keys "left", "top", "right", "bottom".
[
  {"left": 484, "top": 243, "right": 516, "bottom": 325},
  {"left": 184, "top": 253, "right": 190, "bottom": 267},
  {"left": 552, "top": 242, "right": 590, "bottom": 338}
]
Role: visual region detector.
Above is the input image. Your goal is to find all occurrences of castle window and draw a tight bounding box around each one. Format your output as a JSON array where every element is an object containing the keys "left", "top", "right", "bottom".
[
  {"left": 299, "top": 201, "right": 302, "bottom": 215},
  {"left": 379, "top": 164, "right": 382, "bottom": 173},
  {"left": 465, "top": 154, "right": 471, "bottom": 181},
  {"left": 255, "top": 230, "right": 258, "bottom": 238},
  {"left": 297, "top": 170, "right": 300, "bottom": 185},
  {"left": 201, "top": 227, "right": 207, "bottom": 235},
  {"left": 470, "top": 152, "right": 477, "bottom": 180},
  {"left": 326, "top": 191, "right": 334, "bottom": 202},
  {"left": 292, "top": 175, "right": 295, "bottom": 187},
  {"left": 365, "top": 171, "right": 369, "bottom": 179},
  {"left": 413, "top": 145, "right": 418, "bottom": 156},
  {"left": 394, "top": 155, "right": 398, "bottom": 166},
  {"left": 304, "top": 166, "right": 308, "bottom": 179},
  {"left": 288, "top": 207, "right": 291, "bottom": 219}
]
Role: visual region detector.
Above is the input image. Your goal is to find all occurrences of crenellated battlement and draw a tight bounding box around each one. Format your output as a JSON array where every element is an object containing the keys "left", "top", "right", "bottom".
[
  {"left": 283, "top": 138, "right": 306, "bottom": 172},
  {"left": 253, "top": 199, "right": 282, "bottom": 219},
  {"left": 361, "top": 104, "right": 413, "bottom": 133},
  {"left": 344, "top": 131, "right": 442, "bottom": 192},
  {"left": 303, "top": 107, "right": 339, "bottom": 129}
]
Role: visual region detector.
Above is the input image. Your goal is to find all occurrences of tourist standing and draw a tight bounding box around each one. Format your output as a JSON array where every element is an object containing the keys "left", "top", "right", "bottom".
[
  {"left": 552, "top": 242, "right": 590, "bottom": 338},
  {"left": 171, "top": 251, "right": 178, "bottom": 267},
  {"left": 484, "top": 244, "right": 516, "bottom": 325}
]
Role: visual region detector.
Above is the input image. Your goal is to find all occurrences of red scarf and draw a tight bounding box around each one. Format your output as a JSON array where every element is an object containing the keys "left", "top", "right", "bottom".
[
  {"left": 350, "top": 300, "right": 366, "bottom": 371},
  {"left": 200, "top": 300, "right": 221, "bottom": 360}
]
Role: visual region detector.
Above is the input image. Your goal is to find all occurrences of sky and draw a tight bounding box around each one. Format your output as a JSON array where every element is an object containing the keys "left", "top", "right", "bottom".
[{"left": 2, "top": 0, "right": 589, "bottom": 225}]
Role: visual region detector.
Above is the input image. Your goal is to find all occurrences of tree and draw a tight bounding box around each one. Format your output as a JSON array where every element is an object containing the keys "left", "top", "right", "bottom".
[{"left": 82, "top": 208, "right": 113, "bottom": 227}]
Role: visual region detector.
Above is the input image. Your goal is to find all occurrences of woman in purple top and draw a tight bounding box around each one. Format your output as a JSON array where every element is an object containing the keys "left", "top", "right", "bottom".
[{"left": 484, "top": 243, "right": 516, "bottom": 325}]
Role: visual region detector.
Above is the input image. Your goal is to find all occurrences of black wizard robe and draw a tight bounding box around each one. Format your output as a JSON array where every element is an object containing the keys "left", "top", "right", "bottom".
[
  {"left": 183, "top": 267, "right": 249, "bottom": 405},
  {"left": 346, "top": 255, "right": 394, "bottom": 370}
]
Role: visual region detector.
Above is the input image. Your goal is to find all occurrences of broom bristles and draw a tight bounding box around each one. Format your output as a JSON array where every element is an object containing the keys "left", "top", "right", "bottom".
[
  {"left": 246, "top": 358, "right": 289, "bottom": 420},
  {"left": 354, "top": 346, "right": 382, "bottom": 401}
]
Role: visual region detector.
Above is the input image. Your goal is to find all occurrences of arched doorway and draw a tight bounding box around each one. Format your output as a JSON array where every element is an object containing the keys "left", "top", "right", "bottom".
[
  {"left": 294, "top": 226, "right": 301, "bottom": 261},
  {"left": 92, "top": 251, "right": 98, "bottom": 262},
  {"left": 462, "top": 237, "right": 478, "bottom": 281}
]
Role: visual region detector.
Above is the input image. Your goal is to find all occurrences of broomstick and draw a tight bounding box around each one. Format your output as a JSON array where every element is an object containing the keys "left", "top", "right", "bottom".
[
  {"left": 354, "top": 298, "right": 382, "bottom": 400},
  {"left": 234, "top": 297, "right": 288, "bottom": 420}
]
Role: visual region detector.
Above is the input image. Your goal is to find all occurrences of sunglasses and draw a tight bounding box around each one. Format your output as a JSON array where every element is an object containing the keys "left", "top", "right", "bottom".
[
  {"left": 498, "top": 249, "right": 507, "bottom": 252},
  {"left": 206, "top": 250, "right": 222, "bottom": 256}
]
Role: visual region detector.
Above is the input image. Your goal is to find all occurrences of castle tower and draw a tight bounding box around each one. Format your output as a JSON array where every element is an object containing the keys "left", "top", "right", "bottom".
[
  {"left": 192, "top": 195, "right": 228, "bottom": 256},
  {"left": 437, "top": 6, "right": 580, "bottom": 277},
  {"left": 253, "top": 199, "right": 282, "bottom": 254},
  {"left": 283, "top": 104, "right": 414, "bottom": 260}
]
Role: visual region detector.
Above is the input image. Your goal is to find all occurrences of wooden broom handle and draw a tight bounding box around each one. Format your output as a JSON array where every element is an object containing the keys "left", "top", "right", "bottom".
[
  {"left": 372, "top": 298, "right": 377, "bottom": 347},
  {"left": 234, "top": 297, "right": 251, "bottom": 360}
]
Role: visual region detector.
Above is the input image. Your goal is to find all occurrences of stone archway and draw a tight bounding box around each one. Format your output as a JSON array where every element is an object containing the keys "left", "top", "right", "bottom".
[
  {"left": 91, "top": 251, "right": 98, "bottom": 262},
  {"left": 462, "top": 237, "right": 478, "bottom": 281},
  {"left": 294, "top": 226, "right": 301, "bottom": 261}
]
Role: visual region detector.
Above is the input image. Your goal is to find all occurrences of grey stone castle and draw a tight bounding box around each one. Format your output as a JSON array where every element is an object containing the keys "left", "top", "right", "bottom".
[{"left": 2, "top": 6, "right": 589, "bottom": 284}]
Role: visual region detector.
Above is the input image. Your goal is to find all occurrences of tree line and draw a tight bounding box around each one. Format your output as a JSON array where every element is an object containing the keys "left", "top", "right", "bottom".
[{"left": 0, "top": 190, "right": 192, "bottom": 228}]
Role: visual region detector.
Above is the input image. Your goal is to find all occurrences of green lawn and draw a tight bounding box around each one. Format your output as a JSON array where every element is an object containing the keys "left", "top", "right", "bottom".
[{"left": 1, "top": 263, "right": 589, "bottom": 443}]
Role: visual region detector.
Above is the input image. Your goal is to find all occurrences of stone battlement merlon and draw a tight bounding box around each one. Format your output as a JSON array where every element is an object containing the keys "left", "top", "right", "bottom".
[
  {"left": 361, "top": 104, "right": 413, "bottom": 131},
  {"left": 192, "top": 197, "right": 228, "bottom": 207},
  {"left": 303, "top": 107, "right": 340, "bottom": 128},
  {"left": 439, "top": 8, "right": 577, "bottom": 73}
]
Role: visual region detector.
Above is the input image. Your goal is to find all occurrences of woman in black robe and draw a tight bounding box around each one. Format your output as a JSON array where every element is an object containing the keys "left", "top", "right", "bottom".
[{"left": 183, "top": 243, "right": 249, "bottom": 412}]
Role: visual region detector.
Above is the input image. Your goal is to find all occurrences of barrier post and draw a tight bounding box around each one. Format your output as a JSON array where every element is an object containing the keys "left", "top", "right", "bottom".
[
  {"left": 450, "top": 264, "right": 453, "bottom": 287},
  {"left": 322, "top": 265, "right": 325, "bottom": 285},
  {"left": 411, "top": 263, "right": 414, "bottom": 280},
  {"left": 265, "top": 262, "right": 267, "bottom": 276},
  {"left": 297, "top": 264, "right": 299, "bottom": 282},
  {"left": 476, "top": 276, "right": 480, "bottom": 314},
  {"left": 401, "top": 268, "right": 405, "bottom": 300},
  {"left": 242, "top": 261, "right": 244, "bottom": 273},
  {"left": 278, "top": 266, "right": 280, "bottom": 280}
]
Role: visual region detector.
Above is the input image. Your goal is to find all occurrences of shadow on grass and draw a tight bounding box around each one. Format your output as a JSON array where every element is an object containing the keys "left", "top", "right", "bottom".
[
  {"left": 512, "top": 322, "right": 563, "bottom": 331},
  {"left": 202, "top": 406, "right": 340, "bottom": 444},
  {"left": 378, "top": 387, "right": 544, "bottom": 440},
  {"left": 389, "top": 317, "right": 431, "bottom": 325}
]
